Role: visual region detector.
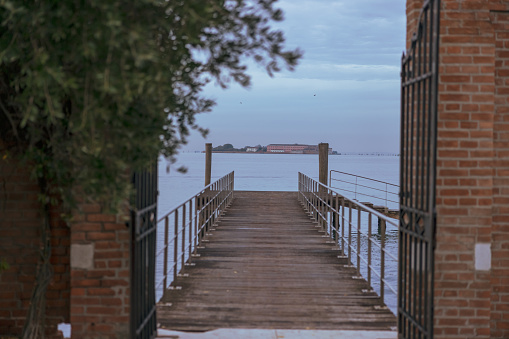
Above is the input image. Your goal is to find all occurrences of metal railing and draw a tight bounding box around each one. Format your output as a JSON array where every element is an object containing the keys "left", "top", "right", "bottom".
[
  {"left": 329, "top": 170, "right": 399, "bottom": 209},
  {"left": 299, "top": 172, "right": 398, "bottom": 311},
  {"left": 155, "top": 171, "right": 234, "bottom": 299}
]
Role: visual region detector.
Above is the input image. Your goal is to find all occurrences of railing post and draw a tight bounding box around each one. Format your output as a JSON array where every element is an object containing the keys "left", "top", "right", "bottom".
[
  {"left": 341, "top": 197, "right": 345, "bottom": 255},
  {"left": 196, "top": 197, "right": 202, "bottom": 246},
  {"left": 182, "top": 204, "right": 186, "bottom": 271},
  {"left": 298, "top": 173, "right": 301, "bottom": 202},
  {"left": 348, "top": 201, "right": 352, "bottom": 262},
  {"left": 368, "top": 212, "right": 372, "bottom": 287},
  {"left": 189, "top": 201, "right": 193, "bottom": 263},
  {"left": 163, "top": 216, "right": 169, "bottom": 291},
  {"left": 357, "top": 208, "right": 361, "bottom": 275},
  {"left": 206, "top": 194, "right": 211, "bottom": 232},
  {"left": 194, "top": 199, "right": 198, "bottom": 254},
  {"left": 324, "top": 189, "right": 328, "bottom": 232},
  {"left": 355, "top": 176, "right": 358, "bottom": 200},
  {"left": 310, "top": 179, "right": 313, "bottom": 216},
  {"left": 380, "top": 220, "right": 386, "bottom": 306},
  {"left": 231, "top": 171, "right": 234, "bottom": 200},
  {"left": 319, "top": 185, "right": 324, "bottom": 230},
  {"left": 385, "top": 183, "right": 388, "bottom": 207},
  {"left": 205, "top": 143, "right": 212, "bottom": 187},
  {"left": 329, "top": 190, "right": 333, "bottom": 238},
  {"left": 293, "top": 173, "right": 396, "bottom": 309},
  {"left": 173, "top": 212, "right": 178, "bottom": 281},
  {"left": 334, "top": 194, "right": 339, "bottom": 243},
  {"left": 212, "top": 183, "right": 217, "bottom": 224}
]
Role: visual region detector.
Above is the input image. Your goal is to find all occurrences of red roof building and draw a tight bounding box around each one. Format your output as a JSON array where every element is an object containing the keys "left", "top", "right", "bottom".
[{"left": 266, "top": 144, "right": 330, "bottom": 154}]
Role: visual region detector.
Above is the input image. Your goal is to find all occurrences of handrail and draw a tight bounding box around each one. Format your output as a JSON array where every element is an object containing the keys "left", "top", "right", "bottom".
[
  {"left": 155, "top": 171, "right": 234, "bottom": 300},
  {"left": 299, "top": 172, "right": 397, "bottom": 312},
  {"left": 329, "top": 169, "right": 399, "bottom": 207}
]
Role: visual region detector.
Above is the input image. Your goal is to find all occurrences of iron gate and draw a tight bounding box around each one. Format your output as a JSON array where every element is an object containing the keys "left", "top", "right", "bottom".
[
  {"left": 131, "top": 162, "right": 158, "bottom": 339},
  {"left": 399, "top": 0, "right": 440, "bottom": 338}
]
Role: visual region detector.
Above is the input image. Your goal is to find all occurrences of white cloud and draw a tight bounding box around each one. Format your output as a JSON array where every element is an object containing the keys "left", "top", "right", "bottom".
[{"left": 182, "top": 0, "right": 407, "bottom": 153}]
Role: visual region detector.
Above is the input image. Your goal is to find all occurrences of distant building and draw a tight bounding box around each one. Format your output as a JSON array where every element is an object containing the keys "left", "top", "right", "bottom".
[
  {"left": 246, "top": 146, "right": 260, "bottom": 152},
  {"left": 266, "top": 144, "right": 332, "bottom": 154}
]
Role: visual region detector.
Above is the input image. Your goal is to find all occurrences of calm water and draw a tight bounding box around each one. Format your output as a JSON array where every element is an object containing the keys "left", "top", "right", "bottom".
[
  {"left": 158, "top": 153, "right": 399, "bottom": 216},
  {"left": 156, "top": 153, "right": 400, "bottom": 314}
]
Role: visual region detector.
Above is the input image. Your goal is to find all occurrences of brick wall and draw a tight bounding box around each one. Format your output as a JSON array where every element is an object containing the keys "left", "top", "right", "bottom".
[
  {"left": 1, "top": 152, "right": 132, "bottom": 339},
  {"left": 435, "top": 1, "right": 495, "bottom": 337},
  {"left": 0, "top": 156, "right": 69, "bottom": 338},
  {"left": 491, "top": 8, "right": 509, "bottom": 338},
  {"left": 69, "top": 204, "right": 131, "bottom": 339},
  {"left": 406, "top": 0, "right": 424, "bottom": 50},
  {"left": 406, "top": 0, "right": 509, "bottom": 338}
]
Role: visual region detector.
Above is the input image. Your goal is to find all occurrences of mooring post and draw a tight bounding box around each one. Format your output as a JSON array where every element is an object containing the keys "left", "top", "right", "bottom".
[
  {"left": 319, "top": 143, "right": 329, "bottom": 187},
  {"left": 199, "top": 143, "right": 212, "bottom": 239},
  {"left": 318, "top": 143, "right": 329, "bottom": 222},
  {"left": 378, "top": 217, "right": 387, "bottom": 235},
  {"left": 205, "top": 143, "right": 212, "bottom": 187}
]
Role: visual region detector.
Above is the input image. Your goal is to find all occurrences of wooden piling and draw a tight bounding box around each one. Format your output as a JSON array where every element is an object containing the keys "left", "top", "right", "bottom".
[
  {"left": 378, "top": 217, "right": 387, "bottom": 235},
  {"left": 205, "top": 143, "right": 212, "bottom": 186},
  {"left": 319, "top": 143, "right": 329, "bottom": 187}
]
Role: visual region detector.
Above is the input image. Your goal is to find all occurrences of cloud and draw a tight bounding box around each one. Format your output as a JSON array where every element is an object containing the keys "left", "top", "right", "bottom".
[
  {"left": 277, "top": 0, "right": 406, "bottom": 65},
  {"left": 182, "top": 0, "right": 407, "bottom": 153}
]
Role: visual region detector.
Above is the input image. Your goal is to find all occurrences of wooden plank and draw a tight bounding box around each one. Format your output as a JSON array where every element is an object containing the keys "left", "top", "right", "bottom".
[{"left": 157, "top": 191, "right": 396, "bottom": 331}]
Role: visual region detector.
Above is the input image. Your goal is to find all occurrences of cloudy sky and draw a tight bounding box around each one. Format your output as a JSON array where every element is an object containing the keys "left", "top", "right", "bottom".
[{"left": 182, "top": 0, "right": 406, "bottom": 153}]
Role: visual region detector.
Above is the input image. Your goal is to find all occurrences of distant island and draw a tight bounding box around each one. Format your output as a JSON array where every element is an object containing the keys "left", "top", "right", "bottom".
[
  {"left": 211, "top": 143, "right": 336, "bottom": 154},
  {"left": 204, "top": 143, "right": 399, "bottom": 156}
]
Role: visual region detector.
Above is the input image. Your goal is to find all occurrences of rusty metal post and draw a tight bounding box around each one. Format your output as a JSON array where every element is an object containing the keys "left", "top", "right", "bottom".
[{"left": 205, "top": 143, "right": 212, "bottom": 187}]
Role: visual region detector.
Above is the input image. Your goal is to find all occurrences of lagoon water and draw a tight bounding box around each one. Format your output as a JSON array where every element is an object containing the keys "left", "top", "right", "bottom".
[
  {"left": 156, "top": 153, "right": 400, "bottom": 314},
  {"left": 158, "top": 153, "right": 399, "bottom": 217}
]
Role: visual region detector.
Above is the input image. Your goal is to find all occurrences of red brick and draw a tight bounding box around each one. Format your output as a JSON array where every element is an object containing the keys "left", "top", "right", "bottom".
[
  {"left": 87, "top": 231, "right": 115, "bottom": 241},
  {"left": 86, "top": 306, "right": 118, "bottom": 315},
  {"left": 87, "top": 288, "right": 116, "bottom": 296},
  {"left": 73, "top": 223, "right": 102, "bottom": 232},
  {"left": 87, "top": 214, "right": 116, "bottom": 223}
]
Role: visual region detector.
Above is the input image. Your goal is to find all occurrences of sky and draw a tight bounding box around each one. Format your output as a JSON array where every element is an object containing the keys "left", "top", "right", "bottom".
[{"left": 181, "top": 0, "right": 407, "bottom": 153}]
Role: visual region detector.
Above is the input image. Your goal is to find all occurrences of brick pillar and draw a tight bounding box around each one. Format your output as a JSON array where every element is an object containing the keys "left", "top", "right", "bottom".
[
  {"left": 490, "top": 9, "right": 509, "bottom": 339},
  {"left": 405, "top": 0, "right": 509, "bottom": 337},
  {"left": 434, "top": 1, "right": 495, "bottom": 337},
  {"left": 433, "top": 0, "right": 499, "bottom": 337},
  {"left": 69, "top": 204, "right": 130, "bottom": 339},
  {"left": 406, "top": 0, "right": 425, "bottom": 50}
]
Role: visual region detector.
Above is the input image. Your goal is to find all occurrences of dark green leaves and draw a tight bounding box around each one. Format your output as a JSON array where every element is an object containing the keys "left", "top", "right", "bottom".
[{"left": 0, "top": 0, "right": 301, "bottom": 212}]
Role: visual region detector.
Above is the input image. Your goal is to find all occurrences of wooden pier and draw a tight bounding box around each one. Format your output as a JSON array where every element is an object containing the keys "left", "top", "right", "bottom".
[{"left": 157, "top": 191, "right": 396, "bottom": 332}]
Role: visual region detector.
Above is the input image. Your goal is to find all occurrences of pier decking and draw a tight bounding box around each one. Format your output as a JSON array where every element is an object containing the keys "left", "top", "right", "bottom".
[{"left": 157, "top": 191, "right": 396, "bottom": 332}]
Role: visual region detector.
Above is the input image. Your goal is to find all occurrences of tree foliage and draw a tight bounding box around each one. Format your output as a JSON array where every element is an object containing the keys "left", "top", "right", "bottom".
[
  {"left": 1, "top": 2, "right": 300, "bottom": 336},
  {"left": 0, "top": 0, "right": 301, "bottom": 211}
]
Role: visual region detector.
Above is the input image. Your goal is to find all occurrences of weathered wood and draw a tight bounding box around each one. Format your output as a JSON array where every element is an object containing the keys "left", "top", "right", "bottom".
[
  {"left": 157, "top": 191, "right": 396, "bottom": 332},
  {"left": 205, "top": 143, "right": 212, "bottom": 186},
  {"left": 319, "top": 143, "right": 329, "bottom": 187}
]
